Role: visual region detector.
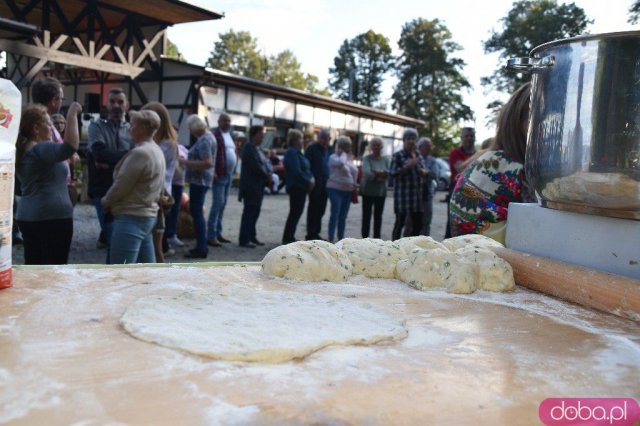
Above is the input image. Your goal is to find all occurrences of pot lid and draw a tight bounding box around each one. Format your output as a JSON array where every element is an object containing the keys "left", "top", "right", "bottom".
[{"left": 531, "top": 30, "right": 640, "bottom": 55}]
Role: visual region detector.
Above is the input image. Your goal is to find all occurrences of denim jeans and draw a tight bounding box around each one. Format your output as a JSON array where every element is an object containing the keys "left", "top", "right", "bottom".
[
  {"left": 189, "top": 183, "right": 209, "bottom": 254},
  {"left": 165, "top": 184, "right": 183, "bottom": 239},
  {"left": 109, "top": 214, "right": 157, "bottom": 264},
  {"left": 207, "top": 174, "right": 231, "bottom": 240},
  {"left": 327, "top": 187, "right": 352, "bottom": 242}
]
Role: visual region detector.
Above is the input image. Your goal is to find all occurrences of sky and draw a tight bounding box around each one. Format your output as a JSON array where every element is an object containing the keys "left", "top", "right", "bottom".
[{"left": 167, "top": 0, "right": 637, "bottom": 143}]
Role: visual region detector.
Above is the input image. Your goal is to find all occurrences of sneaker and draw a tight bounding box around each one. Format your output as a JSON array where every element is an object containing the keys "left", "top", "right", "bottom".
[
  {"left": 168, "top": 235, "right": 185, "bottom": 247},
  {"left": 164, "top": 248, "right": 176, "bottom": 257}
]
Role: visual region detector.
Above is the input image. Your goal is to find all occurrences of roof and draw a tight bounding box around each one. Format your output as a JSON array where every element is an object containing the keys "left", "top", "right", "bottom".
[
  {"left": 200, "top": 65, "right": 425, "bottom": 128},
  {"left": 0, "top": 0, "right": 223, "bottom": 39}
]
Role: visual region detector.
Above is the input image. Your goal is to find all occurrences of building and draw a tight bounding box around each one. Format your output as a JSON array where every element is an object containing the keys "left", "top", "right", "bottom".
[{"left": 0, "top": 0, "right": 423, "bottom": 155}]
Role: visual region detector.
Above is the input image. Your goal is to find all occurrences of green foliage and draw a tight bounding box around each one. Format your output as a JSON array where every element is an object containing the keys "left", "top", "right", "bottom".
[
  {"left": 165, "top": 38, "right": 185, "bottom": 62},
  {"left": 392, "top": 18, "right": 473, "bottom": 152},
  {"left": 329, "top": 30, "right": 393, "bottom": 107},
  {"left": 206, "top": 30, "right": 267, "bottom": 79},
  {"left": 483, "top": 0, "right": 591, "bottom": 93},
  {"left": 267, "top": 50, "right": 330, "bottom": 95},
  {"left": 205, "top": 30, "right": 328, "bottom": 94},
  {"left": 629, "top": 0, "right": 640, "bottom": 23}
]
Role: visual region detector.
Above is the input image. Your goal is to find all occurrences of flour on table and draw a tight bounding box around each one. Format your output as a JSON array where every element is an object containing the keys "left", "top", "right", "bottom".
[
  {"left": 455, "top": 246, "right": 515, "bottom": 292},
  {"left": 396, "top": 248, "right": 477, "bottom": 294},
  {"left": 335, "top": 238, "right": 405, "bottom": 279},
  {"left": 442, "top": 234, "right": 504, "bottom": 252},
  {"left": 120, "top": 289, "right": 408, "bottom": 363},
  {"left": 261, "top": 240, "right": 352, "bottom": 282}
]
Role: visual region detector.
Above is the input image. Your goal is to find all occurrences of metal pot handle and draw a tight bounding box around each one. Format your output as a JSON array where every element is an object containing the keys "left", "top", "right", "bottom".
[{"left": 506, "top": 56, "right": 555, "bottom": 73}]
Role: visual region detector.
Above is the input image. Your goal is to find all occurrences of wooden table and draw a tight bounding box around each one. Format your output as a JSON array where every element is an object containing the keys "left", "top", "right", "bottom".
[{"left": 1, "top": 264, "right": 639, "bottom": 425}]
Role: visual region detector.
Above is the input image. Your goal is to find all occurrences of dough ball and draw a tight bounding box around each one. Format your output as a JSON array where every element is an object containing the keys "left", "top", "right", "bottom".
[
  {"left": 442, "top": 234, "right": 504, "bottom": 252},
  {"left": 394, "top": 236, "right": 448, "bottom": 255},
  {"left": 456, "top": 246, "right": 515, "bottom": 292},
  {"left": 262, "top": 240, "right": 353, "bottom": 282},
  {"left": 396, "top": 248, "right": 477, "bottom": 294},
  {"left": 335, "top": 238, "right": 405, "bottom": 279}
]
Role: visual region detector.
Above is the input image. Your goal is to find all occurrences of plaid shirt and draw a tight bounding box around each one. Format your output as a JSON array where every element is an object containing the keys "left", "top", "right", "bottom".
[{"left": 390, "top": 149, "right": 423, "bottom": 213}]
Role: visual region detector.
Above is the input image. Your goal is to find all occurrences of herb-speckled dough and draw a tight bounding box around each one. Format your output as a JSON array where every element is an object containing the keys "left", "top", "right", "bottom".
[
  {"left": 441, "top": 234, "right": 504, "bottom": 252},
  {"left": 456, "top": 246, "right": 515, "bottom": 292},
  {"left": 335, "top": 238, "right": 405, "bottom": 279},
  {"left": 262, "top": 240, "right": 353, "bottom": 281},
  {"left": 394, "top": 236, "right": 447, "bottom": 255},
  {"left": 396, "top": 248, "right": 478, "bottom": 294}
]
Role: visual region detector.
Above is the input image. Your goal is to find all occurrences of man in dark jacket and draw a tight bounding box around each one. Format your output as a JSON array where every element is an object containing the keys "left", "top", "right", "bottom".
[
  {"left": 304, "top": 129, "right": 333, "bottom": 240},
  {"left": 238, "top": 125, "right": 270, "bottom": 248},
  {"left": 87, "top": 88, "right": 132, "bottom": 249}
]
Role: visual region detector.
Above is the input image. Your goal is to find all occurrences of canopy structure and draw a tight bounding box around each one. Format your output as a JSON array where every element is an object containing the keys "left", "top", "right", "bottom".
[{"left": 0, "top": 0, "right": 223, "bottom": 86}]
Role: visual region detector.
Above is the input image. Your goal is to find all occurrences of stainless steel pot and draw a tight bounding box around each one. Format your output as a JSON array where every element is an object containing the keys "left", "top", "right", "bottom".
[{"left": 508, "top": 31, "right": 640, "bottom": 220}]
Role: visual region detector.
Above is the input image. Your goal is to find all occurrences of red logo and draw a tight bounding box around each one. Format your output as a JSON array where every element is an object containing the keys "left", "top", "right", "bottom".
[{"left": 0, "top": 104, "right": 13, "bottom": 129}]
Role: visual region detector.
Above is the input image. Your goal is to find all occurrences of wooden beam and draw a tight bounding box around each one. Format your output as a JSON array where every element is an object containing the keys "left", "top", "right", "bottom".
[{"left": 0, "top": 38, "right": 144, "bottom": 78}]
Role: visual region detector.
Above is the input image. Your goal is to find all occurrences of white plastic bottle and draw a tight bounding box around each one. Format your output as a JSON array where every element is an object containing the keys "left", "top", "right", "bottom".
[{"left": 0, "top": 78, "right": 22, "bottom": 288}]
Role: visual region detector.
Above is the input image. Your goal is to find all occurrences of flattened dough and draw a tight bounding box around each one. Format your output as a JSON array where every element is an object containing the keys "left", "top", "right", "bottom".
[
  {"left": 261, "top": 240, "right": 353, "bottom": 281},
  {"left": 335, "top": 238, "right": 405, "bottom": 278},
  {"left": 120, "top": 289, "right": 408, "bottom": 362}
]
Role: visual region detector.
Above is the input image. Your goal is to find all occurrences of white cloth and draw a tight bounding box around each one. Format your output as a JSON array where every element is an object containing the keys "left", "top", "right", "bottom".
[{"left": 222, "top": 131, "right": 237, "bottom": 175}]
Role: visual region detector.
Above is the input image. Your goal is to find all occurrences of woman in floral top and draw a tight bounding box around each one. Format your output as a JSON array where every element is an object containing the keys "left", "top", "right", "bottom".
[{"left": 449, "top": 83, "right": 533, "bottom": 244}]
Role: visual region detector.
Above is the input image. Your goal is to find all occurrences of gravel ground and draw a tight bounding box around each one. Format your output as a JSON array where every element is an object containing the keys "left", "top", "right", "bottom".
[{"left": 11, "top": 188, "right": 449, "bottom": 265}]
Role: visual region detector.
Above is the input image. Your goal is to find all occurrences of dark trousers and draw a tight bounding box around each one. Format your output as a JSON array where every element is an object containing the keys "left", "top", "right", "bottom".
[
  {"left": 18, "top": 218, "right": 73, "bottom": 265},
  {"left": 239, "top": 193, "right": 264, "bottom": 244},
  {"left": 422, "top": 192, "right": 434, "bottom": 236},
  {"left": 189, "top": 183, "right": 209, "bottom": 254},
  {"left": 361, "top": 195, "right": 386, "bottom": 238},
  {"left": 392, "top": 211, "right": 422, "bottom": 241},
  {"left": 306, "top": 183, "right": 327, "bottom": 240},
  {"left": 282, "top": 186, "right": 307, "bottom": 243},
  {"left": 445, "top": 184, "right": 454, "bottom": 238}
]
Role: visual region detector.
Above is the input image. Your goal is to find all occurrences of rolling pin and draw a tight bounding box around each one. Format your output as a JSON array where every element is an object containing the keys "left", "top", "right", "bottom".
[{"left": 491, "top": 247, "right": 640, "bottom": 322}]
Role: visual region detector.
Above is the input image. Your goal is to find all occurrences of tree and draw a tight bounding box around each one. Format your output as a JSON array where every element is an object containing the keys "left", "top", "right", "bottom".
[
  {"left": 205, "top": 30, "right": 267, "bottom": 79},
  {"left": 329, "top": 30, "right": 393, "bottom": 107},
  {"left": 392, "top": 18, "right": 473, "bottom": 151},
  {"left": 483, "top": 0, "right": 591, "bottom": 94},
  {"left": 266, "top": 50, "right": 330, "bottom": 95},
  {"left": 205, "top": 30, "right": 328, "bottom": 94},
  {"left": 629, "top": 0, "right": 640, "bottom": 23},
  {"left": 165, "top": 38, "right": 185, "bottom": 62}
]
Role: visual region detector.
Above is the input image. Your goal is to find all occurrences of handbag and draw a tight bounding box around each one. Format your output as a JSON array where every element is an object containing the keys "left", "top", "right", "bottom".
[{"left": 351, "top": 188, "right": 359, "bottom": 204}]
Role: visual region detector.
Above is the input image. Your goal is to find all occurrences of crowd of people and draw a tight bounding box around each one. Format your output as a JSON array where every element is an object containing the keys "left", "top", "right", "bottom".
[{"left": 13, "top": 76, "right": 533, "bottom": 265}]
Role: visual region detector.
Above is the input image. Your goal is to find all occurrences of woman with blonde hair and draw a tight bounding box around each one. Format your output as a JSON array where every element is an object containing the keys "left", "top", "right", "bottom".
[
  {"left": 102, "top": 110, "right": 166, "bottom": 264},
  {"left": 326, "top": 135, "right": 358, "bottom": 242},
  {"left": 141, "top": 102, "right": 178, "bottom": 262},
  {"left": 15, "top": 102, "right": 82, "bottom": 264},
  {"left": 449, "top": 82, "right": 534, "bottom": 243}
]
